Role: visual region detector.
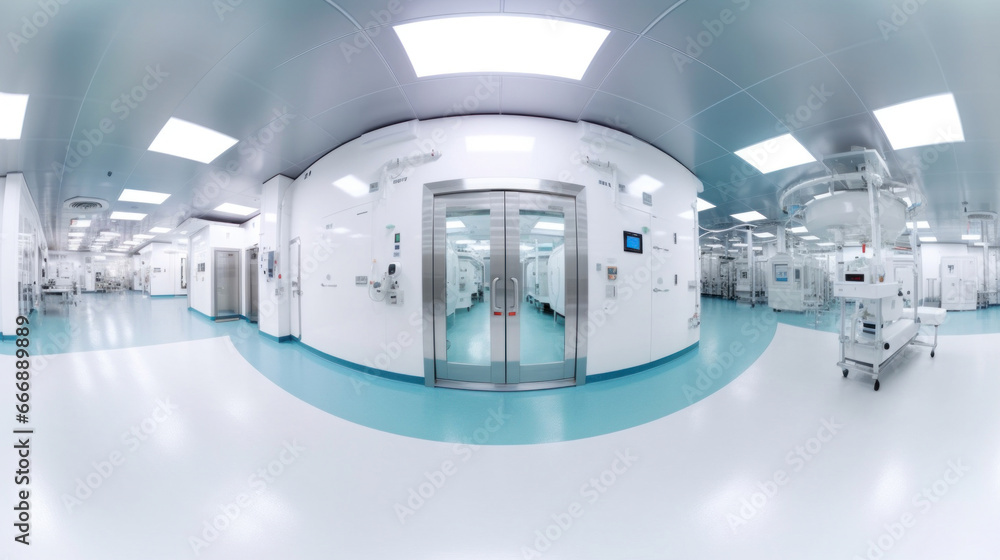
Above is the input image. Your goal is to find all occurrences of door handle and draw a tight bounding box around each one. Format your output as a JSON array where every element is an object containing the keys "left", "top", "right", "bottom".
[
  {"left": 509, "top": 277, "right": 519, "bottom": 316},
  {"left": 492, "top": 277, "right": 502, "bottom": 315}
]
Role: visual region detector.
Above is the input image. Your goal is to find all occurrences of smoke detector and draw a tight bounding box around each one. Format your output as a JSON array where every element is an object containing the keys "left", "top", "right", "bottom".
[{"left": 63, "top": 197, "right": 110, "bottom": 213}]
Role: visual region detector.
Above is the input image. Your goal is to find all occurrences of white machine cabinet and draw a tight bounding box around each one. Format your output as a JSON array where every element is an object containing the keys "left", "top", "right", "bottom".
[{"left": 940, "top": 256, "right": 978, "bottom": 311}]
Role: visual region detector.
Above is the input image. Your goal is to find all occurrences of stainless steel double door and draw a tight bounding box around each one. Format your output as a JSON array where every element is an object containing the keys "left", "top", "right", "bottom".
[{"left": 433, "top": 191, "right": 579, "bottom": 387}]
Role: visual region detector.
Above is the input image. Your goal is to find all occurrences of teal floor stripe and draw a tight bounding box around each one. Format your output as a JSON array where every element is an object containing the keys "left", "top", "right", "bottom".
[{"left": 5, "top": 292, "right": 999, "bottom": 444}]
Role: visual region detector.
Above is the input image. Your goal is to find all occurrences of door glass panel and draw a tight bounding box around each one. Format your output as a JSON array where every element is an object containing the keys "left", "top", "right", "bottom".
[
  {"left": 519, "top": 209, "right": 565, "bottom": 366},
  {"left": 445, "top": 206, "right": 491, "bottom": 367}
]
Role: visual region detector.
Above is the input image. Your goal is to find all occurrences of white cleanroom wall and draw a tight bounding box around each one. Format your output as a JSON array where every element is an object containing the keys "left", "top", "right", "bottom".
[
  {"left": 284, "top": 115, "right": 701, "bottom": 380},
  {"left": 0, "top": 174, "right": 47, "bottom": 336}
]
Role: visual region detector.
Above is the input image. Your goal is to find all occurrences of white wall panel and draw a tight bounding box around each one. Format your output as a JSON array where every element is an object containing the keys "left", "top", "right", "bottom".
[{"left": 287, "top": 115, "right": 701, "bottom": 378}]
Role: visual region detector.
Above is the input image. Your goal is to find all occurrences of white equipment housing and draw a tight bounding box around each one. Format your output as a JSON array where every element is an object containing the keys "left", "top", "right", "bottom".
[
  {"left": 778, "top": 148, "right": 937, "bottom": 391},
  {"left": 455, "top": 252, "right": 484, "bottom": 311},
  {"left": 767, "top": 253, "right": 829, "bottom": 312},
  {"left": 548, "top": 244, "right": 566, "bottom": 317},
  {"left": 523, "top": 249, "right": 552, "bottom": 308},
  {"left": 940, "top": 256, "right": 978, "bottom": 311}
]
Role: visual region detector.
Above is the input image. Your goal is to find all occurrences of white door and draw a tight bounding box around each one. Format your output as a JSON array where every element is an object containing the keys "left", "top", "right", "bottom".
[{"left": 290, "top": 239, "right": 301, "bottom": 338}]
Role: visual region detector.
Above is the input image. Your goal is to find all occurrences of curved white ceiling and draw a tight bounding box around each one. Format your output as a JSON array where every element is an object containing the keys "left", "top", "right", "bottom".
[{"left": 0, "top": 0, "right": 997, "bottom": 249}]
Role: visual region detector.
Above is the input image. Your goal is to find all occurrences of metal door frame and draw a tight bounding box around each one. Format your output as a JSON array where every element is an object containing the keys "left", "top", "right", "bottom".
[
  {"left": 421, "top": 178, "right": 588, "bottom": 390},
  {"left": 212, "top": 248, "right": 242, "bottom": 319},
  {"left": 289, "top": 238, "right": 302, "bottom": 339},
  {"left": 245, "top": 245, "right": 259, "bottom": 323}
]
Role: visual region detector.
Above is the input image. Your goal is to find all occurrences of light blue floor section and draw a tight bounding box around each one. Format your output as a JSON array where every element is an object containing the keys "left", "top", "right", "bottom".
[
  {"left": 5, "top": 292, "right": 999, "bottom": 444},
  {"left": 448, "top": 296, "right": 565, "bottom": 365}
]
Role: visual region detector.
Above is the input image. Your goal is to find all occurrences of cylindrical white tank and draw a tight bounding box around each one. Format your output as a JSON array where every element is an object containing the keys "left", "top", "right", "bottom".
[{"left": 803, "top": 190, "right": 907, "bottom": 243}]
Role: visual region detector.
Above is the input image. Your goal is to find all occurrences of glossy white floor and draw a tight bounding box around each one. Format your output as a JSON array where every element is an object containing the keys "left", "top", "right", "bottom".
[{"left": 3, "top": 324, "right": 998, "bottom": 559}]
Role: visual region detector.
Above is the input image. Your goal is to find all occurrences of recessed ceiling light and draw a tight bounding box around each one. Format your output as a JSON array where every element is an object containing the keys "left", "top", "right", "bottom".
[
  {"left": 68, "top": 232, "right": 84, "bottom": 238},
  {"left": 213, "top": 203, "right": 257, "bottom": 216},
  {"left": 149, "top": 227, "right": 171, "bottom": 234},
  {"left": 801, "top": 235, "right": 820, "bottom": 241},
  {"left": 817, "top": 242, "right": 836, "bottom": 247},
  {"left": 99, "top": 231, "right": 120, "bottom": 238},
  {"left": 906, "top": 221, "right": 931, "bottom": 229},
  {"left": 333, "top": 175, "right": 370, "bottom": 198},
  {"left": 628, "top": 175, "right": 664, "bottom": 193},
  {"left": 148, "top": 117, "right": 238, "bottom": 163},
  {"left": 696, "top": 198, "right": 716, "bottom": 212},
  {"left": 814, "top": 192, "right": 832, "bottom": 200},
  {"left": 919, "top": 236, "right": 937, "bottom": 242},
  {"left": 962, "top": 234, "right": 981, "bottom": 241},
  {"left": 873, "top": 93, "right": 965, "bottom": 150},
  {"left": 110, "top": 211, "right": 146, "bottom": 221},
  {"left": 534, "top": 221, "right": 565, "bottom": 231},
  {"left": 118, "top": 188, "right": 170, "bottom": 205},
  {"left": 733, "top": 243, "right": 748, "bottom": 247},
  {"left": 70, "top": 219, "right": 92, "bottom": 228},
  {"left": 446, "top": 220, "right": 466, "bottom": 230},
  {"left": 133, "top": 234, "right": 154, "bottom": 240},
  {"left": 0, "top": 92, "right": 29, "bottom": 140},
  {"left": 731, "top": 211, "right": 767, "bottom": 222},
  {"left": 394, "top": 16, "right": 610, "bottom": 80},
  {"left": 789, "top": 226, "right": 808, "bottom": 234},
  {"left": 122, "top": 240, "right": 140, "bottom": 246},
  {"left": 753, "top": 232, "right": 775, "bottom": 238},
  {"left": 735, "top": 134, "right": 816, "bottom": 174},
  {"left": 465, "top": 135, "right": 535, "bottom": 153}
]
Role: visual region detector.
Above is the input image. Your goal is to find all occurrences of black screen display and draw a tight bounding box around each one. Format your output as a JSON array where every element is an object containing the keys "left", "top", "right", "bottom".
[{"left": 624, "top": 231, "right": 642, "bottom": 254}]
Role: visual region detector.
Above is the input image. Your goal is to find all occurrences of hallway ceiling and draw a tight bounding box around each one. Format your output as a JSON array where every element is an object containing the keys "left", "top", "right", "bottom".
[{"left": 1, "top": 0, "right": 997, "bottom": 250}]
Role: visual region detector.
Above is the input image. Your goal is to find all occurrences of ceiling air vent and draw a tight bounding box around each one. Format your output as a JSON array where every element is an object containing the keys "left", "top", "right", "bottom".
[{"left": 63, "top": 197, "right": 110, "bottom": 213}]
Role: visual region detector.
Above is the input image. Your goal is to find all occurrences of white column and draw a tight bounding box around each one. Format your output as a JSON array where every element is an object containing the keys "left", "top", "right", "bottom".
[
  {"left": 1, "top": 174, "right": 23, "bottom": 336},
  {"left": 258, "top": 175, "right": 294, "bottom": 339}
]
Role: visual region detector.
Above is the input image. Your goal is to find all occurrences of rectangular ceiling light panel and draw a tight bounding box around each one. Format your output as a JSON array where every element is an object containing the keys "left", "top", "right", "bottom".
[
  {"left": 874, "top": 93, "right": 965, "bottom": 150},
  {"left": 696, "top": 198, "right": 716, "bottom": 212},
  {"left": 214, "top": 203, "right": 257, "bottom": 216},
  {"left": 735, "top": 134, "right": 816, "bottom": 174},
  {"left": 0, "top": 92, "right": 29, "bottom": 140},
  {"left": 149, "top": 227, "right": 171, "bottom": 234},
  {"left": 119, "top": 189, "right": 171, "bottom": 205},
  {"left": 393, "top": 16, "right": 610, "bottom": 80},
  {"left": 110, "top": 212, "right": 147, "bottom": 221},
  {"left": 731, "top": 211, "right": 767, "bottom": 222},
  {"left": 148, "top": 118, "right": 238, "bottom": 163}
]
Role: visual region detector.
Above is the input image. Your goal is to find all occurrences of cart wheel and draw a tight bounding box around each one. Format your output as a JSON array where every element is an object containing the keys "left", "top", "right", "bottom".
[
  {"left": 930, "top": 350, "right": 935, "bottom": 358},
  {"left": 874, "top": 380, "right": 880, "bottom": 391},
  {"left": 842, "top": 369, "right": 848, "bottom": 378}
]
